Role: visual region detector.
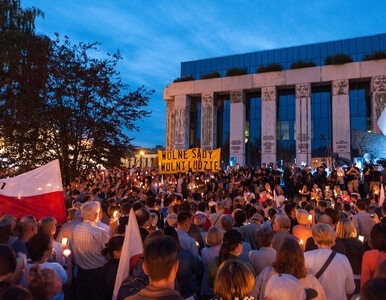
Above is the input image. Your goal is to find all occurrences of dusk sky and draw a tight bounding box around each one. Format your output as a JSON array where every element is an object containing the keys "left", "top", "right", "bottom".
[{"left": 23, "top": 0, "right": 386, "bottom": 148}]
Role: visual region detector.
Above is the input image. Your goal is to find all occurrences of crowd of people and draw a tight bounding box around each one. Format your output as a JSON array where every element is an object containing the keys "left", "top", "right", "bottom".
[{"left": 0, "top": 161, "right": 386, "bottom": 300}]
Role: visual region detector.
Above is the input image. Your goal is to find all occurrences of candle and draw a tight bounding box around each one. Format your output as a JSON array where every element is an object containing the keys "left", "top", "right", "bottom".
[
  {"left": 63, "top": 249, "right": 71, "bottom": 257},
  {"left": 358, "top": 235, "right": 364, "bottom": 243},
  {"left": 300, "top": 240, "right": 304, "bottom": 245},
  {"left": 308, "top": 215, "right": 312, "bottom": 221},
  {"left": 61, "top": 237, "right": 68, "bottom": 247},
  {"left": 113, "top": 211, "right": 119, "bottom": 218}
]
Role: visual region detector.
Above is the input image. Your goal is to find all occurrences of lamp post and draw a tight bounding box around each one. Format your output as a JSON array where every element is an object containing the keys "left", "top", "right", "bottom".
[{"left": 139, "top": 150, "right": 145, "bottom": 168}]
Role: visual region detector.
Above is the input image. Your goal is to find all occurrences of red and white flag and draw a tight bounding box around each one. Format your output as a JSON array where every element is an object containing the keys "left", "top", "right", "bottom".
[
  {"left": 0, "top": 160, "right": 66, "bottom": 223},
  {"left": 112, "top": 208, "right": 144, "bottom": 300}
]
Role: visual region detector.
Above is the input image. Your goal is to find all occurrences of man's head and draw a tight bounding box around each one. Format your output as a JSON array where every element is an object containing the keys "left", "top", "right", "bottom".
[
  {"left": 356, "top": 199, "right": 367, "bottom": 212},
  {"left": 135, "top": 208, "right": 151, "bottom": 229},
  {"left": 142, "top": 235, "right": 178, "bottom": 285},
  {"left": 272, "top": 214, "right": 291, "bottom": 232},
  {"left": 177, "top": 211, "right": 192, "bottom": 232},
  {"left": 256, "top": 226, "right": 274, "bottom": 248},
  {"left": 221, "top": 215, "right": 235, "bottom": 231},
  {"left": 81, "top": 201, "right": 100, "bottom": 222},
  {"left": 17, "top": 216, "right": 37, "bottom": 240}
]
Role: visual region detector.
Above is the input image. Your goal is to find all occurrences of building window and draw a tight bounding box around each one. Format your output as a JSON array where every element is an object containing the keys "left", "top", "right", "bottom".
[
  {"left": 311, "top": 86, "right": 332, "bottom": 158},
  {"left": 277, "top": 89, "right": 296, "bottom": 166},
  {"left": 189, "top": 97, "right": 201, "bottom": 148},
  {"left": 216, "top": 95, "right": 230, "bottom": 165},
  {"left": 349, "top": 82, "right": 371, "bottom": 132},
  {"left": 246, "top": 93, "right": 261, "bottom": 166}
]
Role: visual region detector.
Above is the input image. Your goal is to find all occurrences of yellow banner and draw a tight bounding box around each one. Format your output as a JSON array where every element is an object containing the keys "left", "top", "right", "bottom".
[{"left": 158, "top": 148, "right": 221, "bottom": 174}]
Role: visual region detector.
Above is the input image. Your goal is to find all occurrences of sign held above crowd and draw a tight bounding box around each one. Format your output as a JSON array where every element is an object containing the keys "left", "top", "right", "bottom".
[{"left": 158, "top": 148, "right": 221, "bottom": 174}]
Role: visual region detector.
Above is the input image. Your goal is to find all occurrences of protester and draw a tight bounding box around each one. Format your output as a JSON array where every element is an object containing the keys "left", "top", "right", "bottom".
[
  {"left": 11, "top": 216, "right": 38, "bottom": 256},
  {"left": 28, "top": 265, "right": 62, "bottom": 300},
  {"left": 292, "top": 209, "right": 313, "bottom": 250},
  {"left": 213, "top": 260, "right": 255, "bottom": 300},
  {"left": 124, "top": 235, "right": 184, "bottom": 300},
  {"left": 248, "top": 226, "right": 276, "bottom": 275},
  {"left": 304, "top": 224, "right": 355, "bottom": 300},
  {"left": 252, "top": 238, "right": 326, "bottom": 300},
  {"left": 272, "top": 214, "right": 298, "bottom": 250},
  {"left": 38, "top": 217, "right": 64, "bottom": 266},
  {"left": 176, "top": 212, "right": 199, "bottom": 258},
  {"left": 361, "top": 222, "right": 386, "bottom": 286}
]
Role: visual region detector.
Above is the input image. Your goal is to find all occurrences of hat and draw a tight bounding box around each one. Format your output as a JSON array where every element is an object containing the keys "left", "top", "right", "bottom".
[{"left": 265, "top": 274, "right": 309, "bottom": 300}]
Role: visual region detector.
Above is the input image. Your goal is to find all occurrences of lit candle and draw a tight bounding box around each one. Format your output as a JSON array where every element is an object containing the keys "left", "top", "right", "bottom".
[
  {"left": 61, "top": 237, "right": 68, "bottom": 247},
  {"left": 358, "top": 235, "right": 364, "bottom": 243},
  {"left": 63, "top": 249, "right": 71, "bottom": 257},
  {"left": 300, "top": 240, "right": 304, "bottom": 245},
  {"left": 113, "top": 211, "right": 118, "bottom": 218},
  {"left": 308, "top": 215, "right": 312, "bottom": 221}
]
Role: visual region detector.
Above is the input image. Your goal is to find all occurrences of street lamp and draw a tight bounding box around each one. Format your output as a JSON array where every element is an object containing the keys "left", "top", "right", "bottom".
[{"left": 139, "top": 150, "right": 145, "bottom": 168}]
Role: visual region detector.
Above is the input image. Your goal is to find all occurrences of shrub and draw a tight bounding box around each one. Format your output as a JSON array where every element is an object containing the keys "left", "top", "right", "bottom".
[
  {"left": 325, "top": 54, "right": 353, "bottom": 65},
  {"left": 256, "top": 63, "right": 283, "bottom": 73},
  {"left": 226, "top": 68, "right": 247, "bottom": 77},
  {"left": 201, "top": 71, "right": 221, "bottom": 79},
  {"left": 290, "top": 61, "right": 316, "bottom": 69},
  {"left": 362, "top": 51, "right": 386, "bottom": 61},
  {"left": 173, "top": 75, "right": 194, "bottom": 83}
]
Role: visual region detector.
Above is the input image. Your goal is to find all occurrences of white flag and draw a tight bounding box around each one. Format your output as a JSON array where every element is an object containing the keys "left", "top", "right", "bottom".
[
  {"left": 380, "top": 184, "right": 385, "bottom": 207},
  {"left": 112, "top": 209, "right": 143, "bottom": 300}
]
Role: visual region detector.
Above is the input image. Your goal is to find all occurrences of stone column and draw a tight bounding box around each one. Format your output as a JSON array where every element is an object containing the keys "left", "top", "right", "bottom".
[
  {"left": 201, "top": 92, "right": 217, "bottom": 150},
  {"left": 295, "top": 83, "right": 312, "bottom": 166},
  {"left": 261, "top": 87, "right": 277, "bottom": 165},
  {"left": 165, "top": 100, "right": 175, "bottom": 151},
  {"left": 230, "top": 90, "right": 246, "bottom": 166},
  {"left": 371, "top": 75, "right": 386, "bottom": 134},
  {"left": 174, "top": 95, "right": 191, "bottom": 150},
  {"left": 332, "top": 79, "right": 350, "bottom": 160}
]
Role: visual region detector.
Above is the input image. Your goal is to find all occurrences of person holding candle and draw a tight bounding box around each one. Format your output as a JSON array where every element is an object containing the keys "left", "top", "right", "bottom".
[{"left": 38, "top": 217, "right": 64, "bottom": 266}]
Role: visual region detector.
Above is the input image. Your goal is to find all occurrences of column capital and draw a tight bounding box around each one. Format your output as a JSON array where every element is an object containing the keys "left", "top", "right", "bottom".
[
  {"left": 295, "top": 83, "right": 311, "bottom": 98},
  {"left": 371, "top": 75, "right": 386, "bottom": 93},
  {"left": 230, "top": 89, "right": 245, "bottom": 104},
  {"left": 174, "top": 94, "right": 191, "bottom": 108},
  {"left": 202, "top": 92, "right": 215, "bottom": 106},
  {"left": 262, "top": 86, "right": 276, "bottom": 102},
  {"left": 332, "top": 79, "right": 349, "bottom": 96}
]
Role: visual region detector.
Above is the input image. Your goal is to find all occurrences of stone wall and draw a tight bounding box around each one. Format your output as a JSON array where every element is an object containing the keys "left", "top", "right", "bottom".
[{"left": 351, "top": 129, "right": 386, "bottom": 158}]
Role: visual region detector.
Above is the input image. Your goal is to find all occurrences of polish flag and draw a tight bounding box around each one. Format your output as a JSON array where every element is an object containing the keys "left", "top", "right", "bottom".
[
  {"left": 113, "top": 208, "right": 144, "bottom": 300},
  {"left": 0, "top": 160, "right": 66, "bottom": 223}
]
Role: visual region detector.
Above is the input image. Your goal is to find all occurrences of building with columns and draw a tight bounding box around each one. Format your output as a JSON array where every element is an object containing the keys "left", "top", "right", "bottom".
[{"left": 164, "top": 34, "right": 386, "bottom": 167}]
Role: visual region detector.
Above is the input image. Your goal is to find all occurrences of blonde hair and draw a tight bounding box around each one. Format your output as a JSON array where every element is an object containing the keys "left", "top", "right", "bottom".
[
  {"left": 296, "top": 209, "right": 309, "bottom": 225},
  {"left": 312, "top": 224, "right": 336, "bottom": 247},
  {"left": 193, "top": 215, "right": 206, "bottom": 228},
  {"left": 214, "top": 260, "right": 255, "bottom": 300},
  {"left": 336, "top": 218, "right": 357, "bottom": 239},
  {"left": 38, "top": 217, "right": 57, "bottom": 237},
  {"left": 205, "top": 226, "right": 223, "bottom": 247}
]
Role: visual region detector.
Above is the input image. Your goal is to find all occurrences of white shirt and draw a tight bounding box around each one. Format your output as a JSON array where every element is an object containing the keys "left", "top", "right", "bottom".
[{"left": 304, "top": 248, "right": 355, "bottom": 300}]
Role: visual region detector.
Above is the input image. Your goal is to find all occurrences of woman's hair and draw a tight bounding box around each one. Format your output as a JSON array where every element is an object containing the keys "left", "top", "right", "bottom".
[
  {"left": 272, "top": 238, "right": 307, "bottom": 279},
  {"left": 312, "top": 224, "right": 336, "bottom": 247},
  {"left": 38, "top": 217, "right": 57, "bottom": 237},
  {"left": 193, "top": 215, "right": 206, "bottom": 228},
  {"left": 218, "top": 229, "right": 243, "bottom": 266},
  {"left": 26, "top": 234, "right": 52, "bottom": 262},
  {"left": 370, "top": 223, "right": 386, "bottom": 251},
  {"left": 336, "top": 218, "right": 357, "bottom": 239},
  {"left": 205, "top": 226, "right": 223, "bottom": 247},
  {"left": 28, "top": 265, "right": 57, "bottom": 300},
  {"left": 214, "top": 260, "right": 255, "bottom": 300},
  {"left": 296, "top": 209, "right": 309, "bottom": 225},
  {"left": 101, "top": 235, "right": 124, "bottom": 260}
]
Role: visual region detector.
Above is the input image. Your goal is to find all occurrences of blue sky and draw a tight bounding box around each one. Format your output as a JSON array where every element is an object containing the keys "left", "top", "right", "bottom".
[{"left": 23, "top": 0, "right": 386, "bottom": 148}]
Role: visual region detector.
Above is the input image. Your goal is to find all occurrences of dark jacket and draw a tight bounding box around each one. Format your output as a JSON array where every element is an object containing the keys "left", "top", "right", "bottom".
[
  {"left": 337, "top": 238, "right": 364, "bottom": 275},
  {"left": 117, "top": 258, "right": 149, "bottom": 300},
  {"left": 176, "top": 250, "right": 203, "bottom": 298},
  {"left": 305, "top": 236, "right": 346, "bottom": 255},
  {"left": 124, "top": 285, "right": 184, "bottom": 300},
  {"left": 101, "top": 259, "right": 119, "bottom": 300}
]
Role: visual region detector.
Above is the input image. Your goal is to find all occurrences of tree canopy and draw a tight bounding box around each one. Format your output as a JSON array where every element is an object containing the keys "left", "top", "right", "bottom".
[{"left": 0, "top": 0, "right": 153, "bottom": 181}]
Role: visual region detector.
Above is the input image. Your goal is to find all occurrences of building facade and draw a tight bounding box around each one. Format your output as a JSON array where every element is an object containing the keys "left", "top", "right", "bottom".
[{"left": 164, "top": 34, "right": 386, "bottom": 167}]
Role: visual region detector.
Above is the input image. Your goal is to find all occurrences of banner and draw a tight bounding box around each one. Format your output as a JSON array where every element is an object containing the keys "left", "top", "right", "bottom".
[
  {"left": 0, "top": 160, "right": 66, "bottom": 223},
  {"left": 158, "top": 148, "right": 221, "bottom": 174}
]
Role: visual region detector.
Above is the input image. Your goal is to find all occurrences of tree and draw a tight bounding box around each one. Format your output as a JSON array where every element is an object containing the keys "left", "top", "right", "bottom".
[{"left": 0, "top": 1, "right": 153, "bottom": 181}]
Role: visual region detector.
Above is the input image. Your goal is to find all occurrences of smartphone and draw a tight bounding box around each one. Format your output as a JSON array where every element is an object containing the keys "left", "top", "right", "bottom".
[{"left": 370, "top": 212, "right": 375, "bottom": 218}]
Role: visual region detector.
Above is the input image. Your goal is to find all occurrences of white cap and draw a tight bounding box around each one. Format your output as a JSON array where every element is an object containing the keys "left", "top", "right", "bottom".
[{"left": 265, "top": 274, "right": 306, "bottom": 300}]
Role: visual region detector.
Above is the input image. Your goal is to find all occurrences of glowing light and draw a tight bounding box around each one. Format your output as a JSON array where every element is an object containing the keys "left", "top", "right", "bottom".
[
  {"left": 37, "top": 187, "right": 42, "bottom": 191},
  {"left": 63, "top": 249, "right": 71, "bottom": 257},
  {"left": 61, "top": 237, "right": 68, "bottom": 246},
  {"left": 113, "top": 211, "right": 118, "bottom": 218},
  {"left": 308, "top": 215, "right": 312, "bottom": 221},
  {"left": 47, "top": 183, "right": 51, "bottom": 187},
  {"left": 139, "top": 150, "right": 145, "bottom": 156},
  {"left": 300, "top": 240, "right": 304, "bottom": 245},
  {"left": 358, "top": 235, "right": 364, "bottom": 242}
]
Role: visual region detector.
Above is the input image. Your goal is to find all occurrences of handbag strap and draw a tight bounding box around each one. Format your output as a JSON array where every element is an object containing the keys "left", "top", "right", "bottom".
[{"left": 315, "top": 251, "right": 336, "bottom": 279}]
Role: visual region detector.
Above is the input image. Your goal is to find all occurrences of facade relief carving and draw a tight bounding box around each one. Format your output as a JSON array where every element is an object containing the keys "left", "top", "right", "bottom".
[
  {"left": 332, "top": 80, "right": 349, "bottom": 96},
  {"left": 296, "top": 83, "right": 311, "bottom": 98},
  {"left": 230, "top": 90, "right": 244, "bottom": 104},
  {"left": 262, "top": 87, "right": 276, "bottom": 102},
  {"left": 371, "top": 75, "right": 386, "bottom": 93},
  {"left": 202, "top": 92, "right": 214, "bottom": 105}
]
